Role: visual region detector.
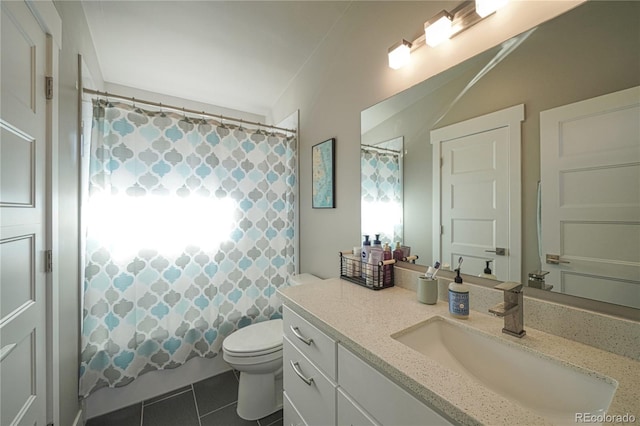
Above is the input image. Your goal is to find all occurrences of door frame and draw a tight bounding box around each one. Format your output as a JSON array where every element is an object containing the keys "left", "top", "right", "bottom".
[
  {"left": 24, "top": 1, "right": 63, "bottom": 424},
  {"left": 431, "top": 104, "right": 524, "bottom": 280}
]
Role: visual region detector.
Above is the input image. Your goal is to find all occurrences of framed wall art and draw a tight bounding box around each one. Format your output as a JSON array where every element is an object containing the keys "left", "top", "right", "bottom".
[{"left": 312, "top": 138, "right": 335, "bottom": 208}]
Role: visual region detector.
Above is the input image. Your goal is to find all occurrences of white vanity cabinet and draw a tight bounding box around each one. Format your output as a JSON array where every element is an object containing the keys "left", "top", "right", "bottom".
[
  {"left": 283, "top": 306, "right": 453, "bottom": 426},
  {"left": 283, "top": 306, "right": 337, "bottom": 425},
  {"left": 338, "top": 344, "right": 454, "bottom": 426}
]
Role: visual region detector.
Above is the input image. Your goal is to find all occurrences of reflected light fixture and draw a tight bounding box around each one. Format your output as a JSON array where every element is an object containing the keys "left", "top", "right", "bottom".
[
  {"left": 424, "top": 11, "right": 453, "bottom": 47},
  {"left": 387, "top": 0, "right": 509, "bottom": 69},
  {"left": 476, "top": 0, "right": 508, "bottom": 18},
  {"left": 388, "top": 39, "right": 413, "bottom": 69}
]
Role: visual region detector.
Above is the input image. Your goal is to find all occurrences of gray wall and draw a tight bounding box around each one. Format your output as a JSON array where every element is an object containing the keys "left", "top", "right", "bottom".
[
  {"left": 270, "top": 1, "right": 582, "bottom": 278},
  {"left": 53, "top": 1, "right": 104, "bottom": 424}
]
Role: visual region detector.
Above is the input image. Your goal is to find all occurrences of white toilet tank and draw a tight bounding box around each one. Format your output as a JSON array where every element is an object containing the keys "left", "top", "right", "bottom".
[{"left": 288, "top": 273, "right": 321, "bottom": 287}]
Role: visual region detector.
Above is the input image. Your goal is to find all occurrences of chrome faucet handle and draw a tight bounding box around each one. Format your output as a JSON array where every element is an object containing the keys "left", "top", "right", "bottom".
[{"left": 494, "top": 281, "right": 523, "bottom": 293}]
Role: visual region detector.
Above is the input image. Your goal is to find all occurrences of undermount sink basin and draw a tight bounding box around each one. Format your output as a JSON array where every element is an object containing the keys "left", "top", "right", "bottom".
[{"left": 391, "top": 316, "right": 617, "bottom": 424}]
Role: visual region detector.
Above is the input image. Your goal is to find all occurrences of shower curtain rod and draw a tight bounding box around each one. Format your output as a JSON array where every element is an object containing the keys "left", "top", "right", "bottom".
[
  {"left": 82, "top": 88, "right": 297, "bottom": 134},
  {"left": 361, "top": 144, "right": 401, "bottom": 154}
]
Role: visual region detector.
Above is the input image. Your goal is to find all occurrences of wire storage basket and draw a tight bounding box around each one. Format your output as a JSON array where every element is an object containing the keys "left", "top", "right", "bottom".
[{"left": 339, "top": 251, "right": 395, "bottom": 290}]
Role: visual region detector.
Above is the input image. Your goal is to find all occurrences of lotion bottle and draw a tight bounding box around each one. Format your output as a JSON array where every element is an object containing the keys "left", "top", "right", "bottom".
[
  {"left": 393, "top": 242, "right": 404, "bottom": 262},
  {"left": 448, "top": 267, "right": 469, "bottom": 319},
  {"left": 361, "top": 235, "right": 371, "bottom": 279},
  {"left": 372, "top": 234, "right": 382, "bottom": 249},
  {"left": 382, "top": 243, "right": 393, "bottom": 286}
]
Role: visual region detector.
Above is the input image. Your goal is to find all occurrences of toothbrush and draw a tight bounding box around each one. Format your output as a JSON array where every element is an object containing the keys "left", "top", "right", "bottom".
[
  {"left": 456, "top": 256, "right": 463, "bottom": 271},
  {"left": 425, "top": 261, "right": 441, "bottom": 279},
  {"left": 431, "top": 262, "right": 441, "bottom": 279}
]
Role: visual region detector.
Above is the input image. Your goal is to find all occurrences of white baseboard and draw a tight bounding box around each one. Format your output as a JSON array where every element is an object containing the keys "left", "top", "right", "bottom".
[{"left": 83, "top": 355, "right": 230, "bottom": 420}]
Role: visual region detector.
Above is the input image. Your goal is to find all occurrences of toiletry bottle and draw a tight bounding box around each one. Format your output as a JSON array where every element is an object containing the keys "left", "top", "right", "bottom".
[
  {"left": 479, "top": 260, "right": 497, "bottom": 280},
  {"left": 373, "top": 234, "right": 382, "bottom": 249},
  {"left": 361, "top": 235, "right": 371, "bottom": 279},
  {"left": 369, "top": 244, "right": 383, "bottom": 287},
  {"left": 366, "top": 252, "right": 379, "bottom": 287},
  {"left": 393, "top": 242, "right": 404, "bottom": 262},
  {"left": 382, "top": 243, "right": 392, "bottom": 286},
  {"left": 448, "top": 268, "right": 469, "bottom": 319},
  {"left": 352, "top": 246, "right": 361, "bottom": 278}
]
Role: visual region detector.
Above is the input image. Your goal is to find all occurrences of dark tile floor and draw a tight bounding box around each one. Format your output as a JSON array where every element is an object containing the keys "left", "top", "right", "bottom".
[{"left": 85, "top": 370, "right": 283, "bottom": 426}]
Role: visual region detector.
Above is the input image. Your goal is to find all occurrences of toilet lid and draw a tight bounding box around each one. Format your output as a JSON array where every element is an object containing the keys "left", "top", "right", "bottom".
[{"left": 223, "top": 319, "right": 283, "bottom": 354}]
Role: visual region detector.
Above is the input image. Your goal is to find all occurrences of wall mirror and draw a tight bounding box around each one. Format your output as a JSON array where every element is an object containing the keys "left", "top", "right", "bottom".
[{"left": 361, "top": 1, "right": 639, "bottom": 316}]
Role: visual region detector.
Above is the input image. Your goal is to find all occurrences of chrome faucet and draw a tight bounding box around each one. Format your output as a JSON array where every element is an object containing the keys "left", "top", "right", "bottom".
[{"left": 489, "top": 282, "right": 526, "bottom": 338}]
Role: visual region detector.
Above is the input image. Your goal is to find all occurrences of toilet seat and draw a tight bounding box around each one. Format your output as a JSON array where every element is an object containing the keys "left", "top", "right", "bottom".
[{"left": 223, "top": 319, "right": 283, "bottom": 357}]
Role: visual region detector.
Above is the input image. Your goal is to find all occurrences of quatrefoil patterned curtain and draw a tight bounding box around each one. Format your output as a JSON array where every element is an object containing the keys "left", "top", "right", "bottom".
[
  {"left": 361, "top": 147, "right": 402, "bottom": 245},
  {"left": 80, "top": 101, "right": 296, "bottom": 396}
]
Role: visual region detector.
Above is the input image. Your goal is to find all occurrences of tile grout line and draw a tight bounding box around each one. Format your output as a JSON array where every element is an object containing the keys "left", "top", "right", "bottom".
[
  {"left": 191, "top": 384, "right": 203, "bottom": 426},
  {"left": 143, "top": 387, "right": 193, "bottom": 407},
  {"left": 197, "top": 400, "right": 238, "bottom": 420},
  {"left": 140, "top": 403, "right": 144, "bottom": 426}
]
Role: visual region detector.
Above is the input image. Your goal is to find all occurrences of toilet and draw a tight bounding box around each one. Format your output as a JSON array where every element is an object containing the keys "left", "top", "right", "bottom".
[{"left": 222, "top": 273, "right": 321, "bottom": 420}]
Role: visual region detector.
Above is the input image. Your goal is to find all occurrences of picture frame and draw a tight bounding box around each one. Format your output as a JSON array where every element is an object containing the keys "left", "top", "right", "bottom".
[{"left": 312, "top": 138, "right": 336, "bottom": 208}]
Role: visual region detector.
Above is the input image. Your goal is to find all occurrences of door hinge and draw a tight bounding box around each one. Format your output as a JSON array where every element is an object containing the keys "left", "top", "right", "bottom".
[
  {"left": 440, "top": 157, "right": 444, "bottom": 168},
  {"left": 45, "top": 76, "right": 53, "bottom": 100},
  {"left": 45, "top": 250, "right": 53, "bottom": 273},
  {"left": 440, "top": 225, "right": 444, "bottom": 235}
]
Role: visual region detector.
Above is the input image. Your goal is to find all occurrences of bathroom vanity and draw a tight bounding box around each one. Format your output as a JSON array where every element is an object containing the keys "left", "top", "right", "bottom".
[
  {"left": 278, "top": 277, "right": 640, "bottom": 425},
  {"left": 283, "top": 305, "right": 451, "bottom": 425}
]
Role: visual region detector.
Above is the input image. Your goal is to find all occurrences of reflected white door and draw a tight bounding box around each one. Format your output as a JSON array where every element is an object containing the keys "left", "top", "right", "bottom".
[
  {"left": 432, "top": 105, "right": 523, "bottom": 281},
  {"left": 540, "top": 86, "right": 640, "bottom": 309},
  {"left": 1, "top": 1, "right": 48, "bottom": 424}
]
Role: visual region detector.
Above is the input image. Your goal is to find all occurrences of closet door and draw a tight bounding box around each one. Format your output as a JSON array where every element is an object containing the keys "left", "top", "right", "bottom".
[
  {"left": 540, "top": 86, "right": 640, "bottom": 308},
  {"left": 1, "top": 2, "right": 48, "bottom": 424}
]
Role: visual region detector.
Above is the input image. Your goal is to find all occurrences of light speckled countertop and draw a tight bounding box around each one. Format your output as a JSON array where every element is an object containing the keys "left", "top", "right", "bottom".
[{"left": 278, "top": 278, "right": 640, "bottom": 425}]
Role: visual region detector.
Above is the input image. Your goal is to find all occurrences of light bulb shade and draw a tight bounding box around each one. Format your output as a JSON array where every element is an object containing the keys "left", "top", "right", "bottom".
[
  {"left": 388, "top": 39, "right": 412, "bottom": 69},
  {"left": 475, "top": 0, "right": 508, "bottom": 18},
  {"left": 424, "top": 11, "right": 453, "bottom": 47}
]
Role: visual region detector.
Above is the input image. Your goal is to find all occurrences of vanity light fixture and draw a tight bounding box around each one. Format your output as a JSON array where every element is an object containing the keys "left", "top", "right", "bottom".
[
  {"left": 387, "top": 0, "right": 509, "bottom": 69},
  {"left": 424, "top": 11, "right": 453, "bottom": 47},
  {"left": 476, "top": 0, "right": 508, "bottom": 18},
  {"left": 388, "top": 39, "right": 413, "bottom": 70}
]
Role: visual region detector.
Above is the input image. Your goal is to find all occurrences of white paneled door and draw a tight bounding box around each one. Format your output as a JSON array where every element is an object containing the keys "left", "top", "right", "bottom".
[
  {"left": 441, "top": 128, "right": 510, "bottom": 276},
  {"left": 1, "top": 1, "right": 48, "bottom": 424},
  {"left": 540, "top": 86, "right": 640, "bottom": 309},
  {"left": 432, "top": 105, "right": 523, "bottom": 281}
]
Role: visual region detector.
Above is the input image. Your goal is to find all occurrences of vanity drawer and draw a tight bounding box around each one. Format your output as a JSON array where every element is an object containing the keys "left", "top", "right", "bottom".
[
  {"left": 337, "top": 387, "right": 380, "bottom": 426},
  {"left": 338, "top": 344, "right": 453, "bottom": 426},
  {"left": 283, "top": 305, "right": 337, "bottom": 380},
  {"left": 284, "top": 336, "right": 336, "bottom": 426},
  {"left": 283, "top": 391, "right": 308, "bottom": 426}
]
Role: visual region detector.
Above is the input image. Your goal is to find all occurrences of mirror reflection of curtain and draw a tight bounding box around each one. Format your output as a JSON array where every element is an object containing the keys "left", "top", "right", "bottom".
[
  {"left": 361, "top": 145, "right": 402, "bottom": 245},
  {"left": 79, "top": 100, "right": 296, "bottom": 397}
]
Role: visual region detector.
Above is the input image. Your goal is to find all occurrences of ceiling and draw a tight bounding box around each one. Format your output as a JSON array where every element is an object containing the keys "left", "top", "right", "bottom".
[{"left": 81, "top": 1, "right": 351, "bottom": 117}]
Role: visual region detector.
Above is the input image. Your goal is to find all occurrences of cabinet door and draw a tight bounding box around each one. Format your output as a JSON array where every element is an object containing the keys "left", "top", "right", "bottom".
[
  {"left": 283, "top": 306, "right": 337, "bottom": 380},
  {"left": 338, "top": 344, "right": 453, "bottom": 426},
  {"left": 337, "top": 388, "right": 380, "bottom": 426},
  {"left": 283, "top": 337, "right": 336, "bottom": 425},
  {"left": 283, "top": 391, "right": 307, "bottom": 426}
]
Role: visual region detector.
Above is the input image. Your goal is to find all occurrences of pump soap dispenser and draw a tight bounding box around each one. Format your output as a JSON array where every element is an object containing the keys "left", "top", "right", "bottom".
[
  {"left": 448, "top": 257, "right": 469, "bottom": 319},
  {"left": 479, "top": 260, "right": 497, "bottom": 280}
]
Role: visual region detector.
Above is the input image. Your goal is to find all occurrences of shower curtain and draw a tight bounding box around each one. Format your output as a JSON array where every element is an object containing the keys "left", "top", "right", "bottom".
[
  {"left": 361, "top": 147, "right": 402, "bottom": 245},
  {"left": 79, "top": 100, "right": 296, "bottom": 397}
]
